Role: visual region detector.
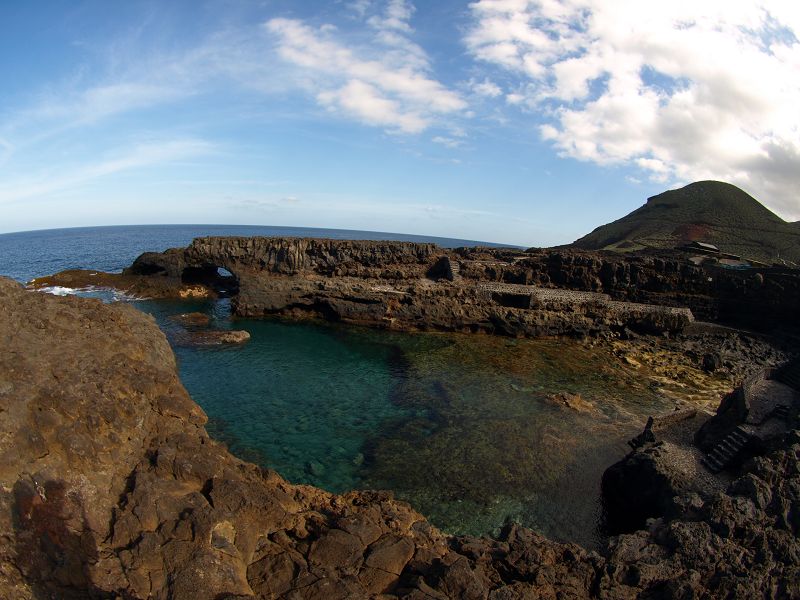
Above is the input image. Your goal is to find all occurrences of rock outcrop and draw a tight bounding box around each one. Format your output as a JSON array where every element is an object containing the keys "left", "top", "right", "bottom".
[
  {"left": 34, "top": 236, "right": 800, "bottom": 337},
  {"left": 33, "top": 238, "right": 728, "bottom": 339},
  {"left": 3, "top": 275, "right": 800, "bottom": 598}
]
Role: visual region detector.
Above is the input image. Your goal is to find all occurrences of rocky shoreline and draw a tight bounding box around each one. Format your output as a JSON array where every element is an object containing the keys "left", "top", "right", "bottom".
[
  {"left": 3, "top": 275, "right": 800, "bottom": 598},
  {"left": 33, "top": 237, "right": 800, "bottom": 340},
  {"left": 4, "top": 236, "right": 800, "bottom": 598}
]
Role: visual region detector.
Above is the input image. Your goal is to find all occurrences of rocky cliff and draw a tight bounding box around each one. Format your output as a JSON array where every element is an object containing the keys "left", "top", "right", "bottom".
[
  {"left": 3, "top": 276, "right": 800, "bottom": 598},
  {"left": 118, "top": 237, "right": 800, "bottom": 335}
]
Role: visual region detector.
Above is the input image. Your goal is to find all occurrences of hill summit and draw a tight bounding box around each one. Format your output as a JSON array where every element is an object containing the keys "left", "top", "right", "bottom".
[{"left": 572, "top": 181, "right": 800, "bottom": 264}]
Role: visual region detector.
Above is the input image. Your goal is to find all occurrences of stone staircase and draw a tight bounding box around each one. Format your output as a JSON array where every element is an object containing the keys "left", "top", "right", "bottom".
[
  {"left": 447, "top": 258, "right": 462, "bottom": 282},
  {"left": 773, "top": 404, "right": 791, "bottom": 421},
  {"left": 701, "top": 426, "right": 751, "bottom": 473},
  {"left": 774, "top": 360, "right": 800, "bottom": 391}
]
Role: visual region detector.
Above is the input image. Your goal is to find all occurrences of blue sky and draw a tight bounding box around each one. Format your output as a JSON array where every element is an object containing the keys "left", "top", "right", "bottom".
[{"left": 1, "top": 0, "right": 798, "bottom": 246}]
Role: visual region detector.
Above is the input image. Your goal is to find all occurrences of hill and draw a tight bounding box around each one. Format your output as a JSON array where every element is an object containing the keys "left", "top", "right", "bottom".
[{"left": 572, "top": 181, "right": 800, "bottom": 264}]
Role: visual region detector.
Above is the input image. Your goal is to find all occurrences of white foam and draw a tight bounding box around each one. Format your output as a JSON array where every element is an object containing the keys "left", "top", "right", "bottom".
[
  {"left": 35, "top": 285, "right": 140, "bottom": 303},
  {"left": 38, "top": 286, "right": 80, "bottom": 296}
]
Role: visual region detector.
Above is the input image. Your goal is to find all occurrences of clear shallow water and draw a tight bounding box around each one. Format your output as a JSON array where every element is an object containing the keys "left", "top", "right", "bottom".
[
  {"left": 135, "top": 298, "right": 670, "bottom": 549},
  {"left": 0, "top": 225, "right": 668, "bottom": 549}
]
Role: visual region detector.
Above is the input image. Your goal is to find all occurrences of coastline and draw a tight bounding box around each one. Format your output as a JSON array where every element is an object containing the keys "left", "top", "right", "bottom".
[
  {"left": 4, "top": 236, "right": 800, "bottom": 597},
  {"left": 2, "top": 235, "right": 800, "bottom": 596}
]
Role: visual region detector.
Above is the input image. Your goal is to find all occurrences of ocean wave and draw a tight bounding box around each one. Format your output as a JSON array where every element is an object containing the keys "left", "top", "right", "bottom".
[
  {"left": 38, "top": 286, "right": 83, "bottom": 296},
  {"left": 35, "top": 285, "right": 140, "bottom": 303}
]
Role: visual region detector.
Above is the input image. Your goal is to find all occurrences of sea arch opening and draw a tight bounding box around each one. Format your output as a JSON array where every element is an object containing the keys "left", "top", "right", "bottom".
[{"left": 180, "top": 263, "right": 240, "bottom": 298}]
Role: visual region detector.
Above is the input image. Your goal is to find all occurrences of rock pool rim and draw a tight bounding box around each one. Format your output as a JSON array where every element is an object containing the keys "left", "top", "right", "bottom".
[{"left": 3, "top": 273, "right": 800, "bottom": 598}]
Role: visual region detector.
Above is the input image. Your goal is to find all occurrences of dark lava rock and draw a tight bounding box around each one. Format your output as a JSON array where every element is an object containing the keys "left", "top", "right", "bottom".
[
  {"left": 602, "top": 441, "right": 703, "bottom": 533},
  {"left": 702, "top": 351, "right": 722, "bottom": 372}
]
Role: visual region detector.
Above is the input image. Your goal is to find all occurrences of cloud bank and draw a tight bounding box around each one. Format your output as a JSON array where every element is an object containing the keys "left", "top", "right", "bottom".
[
  {"left": 466, "top": 0, "right": 800, "bottom": 218},
  {"left": 266, "top": 1, "right": 466, "bottom": 134}
]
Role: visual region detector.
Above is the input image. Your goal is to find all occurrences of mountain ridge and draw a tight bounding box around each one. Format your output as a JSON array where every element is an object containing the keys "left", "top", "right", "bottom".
[{"left": 572, "top": 181, "right": 800, "bottom": 264}]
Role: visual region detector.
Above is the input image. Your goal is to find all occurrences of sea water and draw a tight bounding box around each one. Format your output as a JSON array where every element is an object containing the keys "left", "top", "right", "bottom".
[{"left": 0, "top": 225, "right": 669, "bottom": 549}]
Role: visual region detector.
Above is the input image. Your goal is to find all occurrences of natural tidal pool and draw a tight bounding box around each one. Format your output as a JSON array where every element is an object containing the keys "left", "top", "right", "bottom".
[{"left": 136, "top": 298, "right": 676, "bottom": 549}]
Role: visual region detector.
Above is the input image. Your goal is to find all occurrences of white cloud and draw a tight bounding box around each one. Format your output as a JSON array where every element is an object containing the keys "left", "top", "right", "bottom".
[
  {"left": 470, "top": 78, "right": 503, "bottom": 97},
  {"left": 265, "top": 2, "right": 466, "bottom": 134},
  {"left": 466, "top": 0, "right": 800, "bottom": 218},
  {"left": 432, "top": 136, "right": 464, "bottom": 148},
  {"left": 348, "top": 0, "right": 373, "bottom": 18},
  {"left": 367, "top": 0, "right": 415, "bottom": 32},
  {"left": 318, "top": 79, "right": 429, "bottom": 133}
]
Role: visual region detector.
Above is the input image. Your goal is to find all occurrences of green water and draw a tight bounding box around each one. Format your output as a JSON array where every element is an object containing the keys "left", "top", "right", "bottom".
[{"left": 136, "top": 298, "right": 673, "bottom": 549}]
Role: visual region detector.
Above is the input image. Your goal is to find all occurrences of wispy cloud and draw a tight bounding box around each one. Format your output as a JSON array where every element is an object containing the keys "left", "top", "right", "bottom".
[
  {"left": 26, "top": 82, "right": 186, "bottom": 128},
  {"left": 432, "top": 135, "right": 464, "bottom": 149},
  {"left": 0, "top": 138, "right": 13, "bottom": 165},
  {"left": 265, "top": 1, "right": 466, "bottom": 134},
  {"left": 0, "top": 138, "right": 213, "bottom": 205},
  {"left": 466, "top": 0, "right": 800, "bottom": 218}
]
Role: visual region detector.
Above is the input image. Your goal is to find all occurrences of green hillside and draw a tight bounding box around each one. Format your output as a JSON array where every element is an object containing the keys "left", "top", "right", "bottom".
[{"left": 572, "top": 181, "right": 800, "bottom": 264}]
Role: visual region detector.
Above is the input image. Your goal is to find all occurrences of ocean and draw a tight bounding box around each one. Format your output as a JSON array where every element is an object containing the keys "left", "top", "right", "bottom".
[{"left": 0, "top": 224, "right": 667, "bottom": 549}]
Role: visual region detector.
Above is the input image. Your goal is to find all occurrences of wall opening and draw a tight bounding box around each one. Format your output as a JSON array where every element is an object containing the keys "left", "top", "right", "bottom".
[{"left": 181, "top": 265, "right": 240, "bottom": 298}]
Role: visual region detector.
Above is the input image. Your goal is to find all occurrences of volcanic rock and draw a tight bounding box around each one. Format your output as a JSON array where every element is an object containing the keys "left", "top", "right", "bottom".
[{"left": 2, "top": 276, "right": 799, "bottom": 598}]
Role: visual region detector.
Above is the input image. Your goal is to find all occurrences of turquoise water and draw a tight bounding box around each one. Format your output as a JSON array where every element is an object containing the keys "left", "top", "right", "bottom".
[
  {"left": 142, "top": 299, "right": 419, "bottom": 491},
  {"left": 136, "top": 297, "right": 673, "bottom": 550}
]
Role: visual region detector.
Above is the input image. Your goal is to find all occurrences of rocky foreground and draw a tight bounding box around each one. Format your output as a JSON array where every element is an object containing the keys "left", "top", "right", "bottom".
[{"left": 3, "top": 266, "right": 800, "bottom": 598}]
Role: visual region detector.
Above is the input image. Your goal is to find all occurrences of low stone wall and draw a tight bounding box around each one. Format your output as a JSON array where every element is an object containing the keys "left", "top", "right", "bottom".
[{"left": 651, "top": 407, "right": 699, "bottom": 430}]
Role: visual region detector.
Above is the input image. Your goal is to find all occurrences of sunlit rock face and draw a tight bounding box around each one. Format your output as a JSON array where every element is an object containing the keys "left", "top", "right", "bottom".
[
  {"left": 109, "top": 236, "right": 800, "bottom": 335},
  {"left": 115, "top": 237, "right": 710, "bottom": 337}
]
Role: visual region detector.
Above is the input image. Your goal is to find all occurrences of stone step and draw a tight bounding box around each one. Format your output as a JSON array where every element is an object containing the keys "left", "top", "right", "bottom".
[
  {"left": 774, "top": 361, "right": 800, "bottom": 390},
  {"left": 726, "top": 433, "right": 746, "bottom": 446},
  {"left": 702, "top": 427, "right": 752, "bottom": 473},
  {"left": 773, "top": 405, "right": 790, "bottom": 419},
  {"left": 731, "top": 426, "right": 751, "bottom": 441},
  {"left": 701, "top": 456, "right": 723, "bottom": 473},
  {"left": 722, "top": 435, "right": 743, "bottom": 446},
  {"left": 720, "top": 438, "right": 743, "bottom": 451},
  {"left": 710, "top": 449, "right": 733, "bottom": 462},
  {"left": 447, "top": 259, "right": 462, "bottom": 281}
]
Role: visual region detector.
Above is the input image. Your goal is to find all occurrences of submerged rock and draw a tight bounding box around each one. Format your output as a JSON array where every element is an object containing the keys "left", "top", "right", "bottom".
[
  {"left": 171, "top": 328, "right": 251, "bottom": 346},
  {"left": 171, "top": 311, "right": 212, "bottom": 327}
]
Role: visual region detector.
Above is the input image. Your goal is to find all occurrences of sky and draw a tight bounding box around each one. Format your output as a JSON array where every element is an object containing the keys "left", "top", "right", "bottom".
[{"left": 1, "top": 0, "right": 798, "bottom": 246}]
